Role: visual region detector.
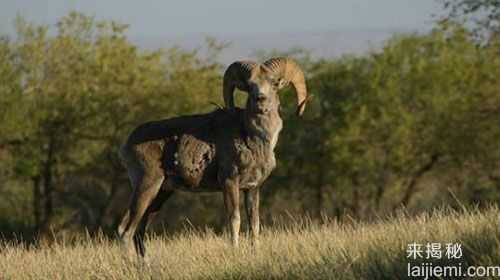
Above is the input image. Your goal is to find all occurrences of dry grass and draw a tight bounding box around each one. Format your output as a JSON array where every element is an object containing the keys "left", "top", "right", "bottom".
[{"left": 1, "top": 207, "right": 499, "bottom": 279}]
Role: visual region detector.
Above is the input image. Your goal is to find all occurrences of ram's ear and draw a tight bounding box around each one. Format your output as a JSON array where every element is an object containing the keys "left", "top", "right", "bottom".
[{"left": 296, "top": 94, "right": 313, "bottom": 116}]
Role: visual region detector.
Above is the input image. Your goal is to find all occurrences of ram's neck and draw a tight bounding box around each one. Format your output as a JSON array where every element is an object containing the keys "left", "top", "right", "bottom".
[{"left": 243, "top": 108, "right": 283, "bottom": 151}]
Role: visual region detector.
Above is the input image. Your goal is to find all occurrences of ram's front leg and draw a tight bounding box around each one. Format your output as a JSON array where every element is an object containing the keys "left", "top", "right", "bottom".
[
  {"left": 244, "top": 188, "right": 260, "bottom": 247},
  {"left": 223, "top": 179, "right": 240, "bottom": 247}
]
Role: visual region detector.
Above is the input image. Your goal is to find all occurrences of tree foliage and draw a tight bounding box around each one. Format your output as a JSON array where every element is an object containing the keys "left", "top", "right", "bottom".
[
  {"left": 0, "top": 12, "right": 499, "bottom": 239},
  {"left": 442, "top": 0, "right": 500, "bottom": 41}
]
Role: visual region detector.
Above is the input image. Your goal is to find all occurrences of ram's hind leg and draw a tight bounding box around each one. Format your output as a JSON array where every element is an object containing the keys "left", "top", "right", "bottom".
[
  {"left": 118, "top": 143, "right": 165, "bottom": 259},
  {"left": 134, "top": 189, "right": 173, "bottom": 257},
  {"left": 119, "top": 171, "right": 164, "bottom": 258}
]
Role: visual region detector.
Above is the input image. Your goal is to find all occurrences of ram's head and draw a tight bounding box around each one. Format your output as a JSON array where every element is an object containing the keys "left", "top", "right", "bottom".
[{"left": 223, "top": 57, "right": 308, "bottom": 116}]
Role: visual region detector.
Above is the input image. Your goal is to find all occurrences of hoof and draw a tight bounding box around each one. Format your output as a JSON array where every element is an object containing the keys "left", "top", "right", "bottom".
[{"left": 119, "top": 238, "right": 137, "bottom": 262}]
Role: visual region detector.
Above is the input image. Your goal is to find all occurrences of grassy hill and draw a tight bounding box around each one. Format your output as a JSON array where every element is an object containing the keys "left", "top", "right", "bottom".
[{"left": 1, "top": 207, "right": 499, "bottom": 279}]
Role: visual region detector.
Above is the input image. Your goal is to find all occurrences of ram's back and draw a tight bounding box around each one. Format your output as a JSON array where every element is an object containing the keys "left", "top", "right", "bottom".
[{"left": 124, "top": 108, "right": 245, "bottom": 191}]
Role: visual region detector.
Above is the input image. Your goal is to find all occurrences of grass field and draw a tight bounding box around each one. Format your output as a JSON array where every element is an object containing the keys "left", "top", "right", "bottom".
[{"left": 1, "top": 207, "right": 499, "bottom": 279}]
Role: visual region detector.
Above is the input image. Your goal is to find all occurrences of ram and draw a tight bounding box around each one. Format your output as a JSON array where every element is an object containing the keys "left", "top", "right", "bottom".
[{"left": 118, "top": 57, "right": 308, "bottom": 258}]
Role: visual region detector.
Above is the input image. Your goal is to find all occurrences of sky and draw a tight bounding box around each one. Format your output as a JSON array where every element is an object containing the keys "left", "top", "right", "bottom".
[
  {"left": 1, "top": 0, "right": 442, "bottom": 36},
  {"left": 0, "top": 1, "right": 445, "bottom": 62}
]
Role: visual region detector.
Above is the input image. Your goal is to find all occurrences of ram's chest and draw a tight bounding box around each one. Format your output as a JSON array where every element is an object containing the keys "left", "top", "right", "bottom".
[{"left": 235, "top": 138, "right": 277, "bottom": 190}]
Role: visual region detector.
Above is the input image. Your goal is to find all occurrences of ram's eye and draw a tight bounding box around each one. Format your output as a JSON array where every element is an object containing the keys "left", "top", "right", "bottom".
[{"left": 272, "top": 80, "right": 280, "bottom": 88}]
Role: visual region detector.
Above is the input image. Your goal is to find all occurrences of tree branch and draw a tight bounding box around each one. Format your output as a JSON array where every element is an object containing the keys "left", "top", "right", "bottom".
[{"left": 396, "top": 153, "right": 441, "bottom": 209}]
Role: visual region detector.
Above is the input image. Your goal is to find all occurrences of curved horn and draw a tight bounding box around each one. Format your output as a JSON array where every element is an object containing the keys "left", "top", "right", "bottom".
[
  {"left": 263, "top": 57, "right": 308, "bottom": 116},
  {"left": 223, "top": 60, "right": 259, "bottom": 110}
]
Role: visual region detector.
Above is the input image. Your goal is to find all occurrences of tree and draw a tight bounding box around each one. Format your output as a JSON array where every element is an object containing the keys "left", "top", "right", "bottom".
[
  {"left": 0, "top": 12, "right": 225, "bottom": 236},
  {"left": 442, "top": 0, "right": 500, "bottom": 41}
]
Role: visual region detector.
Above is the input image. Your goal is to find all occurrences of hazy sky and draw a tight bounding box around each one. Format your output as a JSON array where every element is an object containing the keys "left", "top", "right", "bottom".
[{"left": 1, "top": 0, "right": 442, "bottom": 37}]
